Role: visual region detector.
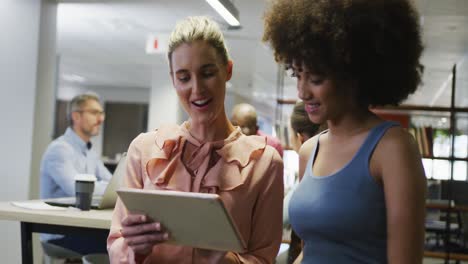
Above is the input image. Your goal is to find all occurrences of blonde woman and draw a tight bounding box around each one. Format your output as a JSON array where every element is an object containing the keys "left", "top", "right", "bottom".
[{"left": 108, "top": 16, "right": 283, "bottom": 263}]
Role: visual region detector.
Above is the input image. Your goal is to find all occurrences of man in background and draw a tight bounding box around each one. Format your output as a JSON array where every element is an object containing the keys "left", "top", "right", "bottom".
[
  {"left": 231, "top": 103, "right": 284, "bottom": 157},
  {"left": 40, "top": 92, "right": 111, "bottom": 255}
]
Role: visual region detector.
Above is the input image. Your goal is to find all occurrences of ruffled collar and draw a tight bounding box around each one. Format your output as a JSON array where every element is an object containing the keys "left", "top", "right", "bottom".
[
  {"left": 153, "top": 121, "right": 266, "bottom": 167},
  {"left": 145, "top": 122, "right": 267, "bottom": 192}
]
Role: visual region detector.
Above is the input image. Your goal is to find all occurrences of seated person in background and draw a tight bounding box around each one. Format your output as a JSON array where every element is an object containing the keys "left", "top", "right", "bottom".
[
  {"left": 40, "top": 92, "right": 111, "bottom": 254},
  {"left": 284, "top": 101, "right": 326, "bottom": 264},
  {"left": 231, "top": 103, "right": 284, "bottom": 157},
  {"left": 108, "top": 16, "right": 284, "bottom": 263},
  {"left": 289, "top": 101, "right": 325, "bottom": 154}
]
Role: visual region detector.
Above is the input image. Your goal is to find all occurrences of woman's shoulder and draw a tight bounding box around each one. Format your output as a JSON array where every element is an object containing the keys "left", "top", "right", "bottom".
[
  {"left": 219, "top": 133, "right": 282, "bottom": 168},
  {"left": 299, "top": 133, "right": 320, "bottom": 159},
  {"left": 373, "top": 124, "right": 421, "bottom": 166},
  {"left": 378, "top": 125, "right": 417, "bottom": 151},
  {"left": 249, "top": 135, "right": 283, "bottom": 171},
  {"left": 244, "top": 134, "right": 279, "bottom": 159}
]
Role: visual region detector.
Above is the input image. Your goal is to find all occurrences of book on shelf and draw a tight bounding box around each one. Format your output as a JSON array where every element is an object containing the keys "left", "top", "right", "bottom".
[{"left": 409, "top": 126, "right": 434, "bottom": 157}]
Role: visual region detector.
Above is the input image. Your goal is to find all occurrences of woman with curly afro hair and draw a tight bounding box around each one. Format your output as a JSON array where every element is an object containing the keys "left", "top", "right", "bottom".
[{"left": 263, "top": 0, "right": 426, "bottom": 263}]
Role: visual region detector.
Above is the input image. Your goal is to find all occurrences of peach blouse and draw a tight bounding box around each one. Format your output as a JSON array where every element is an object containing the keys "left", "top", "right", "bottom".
[{"left": 108, "top": 122, "right": 284, "bottom": 264}]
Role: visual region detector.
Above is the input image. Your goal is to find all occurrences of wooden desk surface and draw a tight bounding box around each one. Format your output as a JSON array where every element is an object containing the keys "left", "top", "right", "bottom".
[{"left": 0, "top": 200, "right": 113, "bottom": 229}]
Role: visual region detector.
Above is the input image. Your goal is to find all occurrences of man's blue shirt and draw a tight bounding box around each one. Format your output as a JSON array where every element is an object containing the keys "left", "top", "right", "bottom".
[{"left": 40, "top": 127, "right": 112, "bottom": 199}]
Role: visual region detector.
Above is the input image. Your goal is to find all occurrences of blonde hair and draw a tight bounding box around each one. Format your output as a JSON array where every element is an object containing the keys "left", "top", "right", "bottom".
[{"left": 167, "top": 16, "right": 230, "bottom": 69}]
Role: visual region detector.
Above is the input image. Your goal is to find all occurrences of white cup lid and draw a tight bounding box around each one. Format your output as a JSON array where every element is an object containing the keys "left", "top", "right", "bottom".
[{"left": 75, "top": 174, "right": 97, "bottom": 182}]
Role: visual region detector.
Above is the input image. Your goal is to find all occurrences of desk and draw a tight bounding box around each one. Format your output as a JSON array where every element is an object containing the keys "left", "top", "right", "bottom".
[
  {"left": 0, "top": 200, "right": 112, "bottom": 264},
  {"left": 425, "top": 199, "right": 468, "bottom": 262},
  {"left": 427, "top": 199, "right": 468, "bottom": 212}
]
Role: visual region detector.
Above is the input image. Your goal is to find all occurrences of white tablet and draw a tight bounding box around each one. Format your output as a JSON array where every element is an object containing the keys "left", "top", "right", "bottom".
[{"left": 116, "top": 188, "right": 247, "bottom": 252}]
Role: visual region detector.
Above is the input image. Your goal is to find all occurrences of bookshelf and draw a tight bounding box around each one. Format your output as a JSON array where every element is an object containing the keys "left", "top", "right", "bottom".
[{"left": 375, "top": 62, "right": 468, "bottom": 262}]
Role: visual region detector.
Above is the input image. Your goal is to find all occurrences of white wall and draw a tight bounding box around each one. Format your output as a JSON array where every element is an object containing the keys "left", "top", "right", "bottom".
[
  {"left": 57, "top": 84, "right": 150, "bottom": 104},
  {"left": 30, "top": 0, "right": 58, "bottom": 200},
  {"left": 0, "top": 0, "right": 57, "bottom": 263},
  {"left": 148, "top": 65, "right": 186, "bottom": 130}
]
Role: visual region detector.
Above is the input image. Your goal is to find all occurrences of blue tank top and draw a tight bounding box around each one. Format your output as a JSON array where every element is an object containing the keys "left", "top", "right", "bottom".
[{"left": 289, "top": 121, "right": 398, "bottom": 264}]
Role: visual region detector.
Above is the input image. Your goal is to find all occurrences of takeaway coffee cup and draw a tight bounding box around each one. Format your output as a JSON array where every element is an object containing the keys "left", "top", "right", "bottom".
[{"left": 75, "top": 174, "right": 97, "bottom": 211}]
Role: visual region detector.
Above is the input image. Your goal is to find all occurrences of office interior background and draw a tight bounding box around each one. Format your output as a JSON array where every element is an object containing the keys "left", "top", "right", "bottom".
[{"left": 1, "top": 0, "right": 467, "bottom": 263}]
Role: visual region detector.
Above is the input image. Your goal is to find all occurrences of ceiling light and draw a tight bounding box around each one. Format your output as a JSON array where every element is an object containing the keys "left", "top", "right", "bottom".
[
  {"left": 62, "top": 74, "right": 86, "bottom": 83},
  {"left": 205, "top": 0, "right": 240, "bottom": 27}
]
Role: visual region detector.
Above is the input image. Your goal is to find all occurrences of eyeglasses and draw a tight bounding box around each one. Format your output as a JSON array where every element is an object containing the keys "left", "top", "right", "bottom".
[{"left": 76, "top": 109, "right": 106, "bottom": 117}]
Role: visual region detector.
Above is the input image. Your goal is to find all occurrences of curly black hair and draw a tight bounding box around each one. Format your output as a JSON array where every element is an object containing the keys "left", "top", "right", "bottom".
[{"left": 263, "top": 0, "right": 424, "bottom": 107}]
